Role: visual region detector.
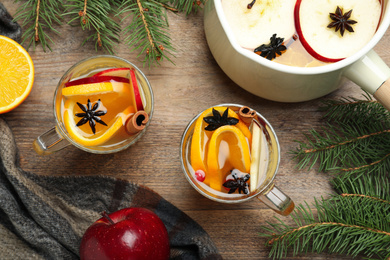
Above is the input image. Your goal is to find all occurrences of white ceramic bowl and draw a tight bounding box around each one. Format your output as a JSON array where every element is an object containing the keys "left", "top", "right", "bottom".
[{"left": 204, "top": 0, "right": 390, "bottom": 103}]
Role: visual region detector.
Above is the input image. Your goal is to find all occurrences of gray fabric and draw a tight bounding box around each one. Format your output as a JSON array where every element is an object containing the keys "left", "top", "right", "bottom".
[
  {"left": 0, "top": 116, "right": 222, "bottom": 259},
  {"left": 0, "top": 2, "right": 22, "bottom": 42}
]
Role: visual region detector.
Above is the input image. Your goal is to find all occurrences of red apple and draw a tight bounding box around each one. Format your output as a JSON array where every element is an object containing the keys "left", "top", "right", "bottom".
[
  {"left": 79, "top": 208, "right": 170, "bottom": 260},
  {"left": 65, "top": 75, "right": 129, "bottom": 87},
  {"left": 294, "top": 0, "right": 381, "bottom": 62}
]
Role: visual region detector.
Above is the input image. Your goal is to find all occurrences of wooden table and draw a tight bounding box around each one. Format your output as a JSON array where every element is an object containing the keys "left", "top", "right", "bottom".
[{"left": 3, "top": 1, "right": 390, "bottom": 259}]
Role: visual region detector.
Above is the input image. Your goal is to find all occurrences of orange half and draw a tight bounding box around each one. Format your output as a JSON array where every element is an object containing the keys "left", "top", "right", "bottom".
[{"left": 0, "top": 36, "right": 34, "bottom": 114}]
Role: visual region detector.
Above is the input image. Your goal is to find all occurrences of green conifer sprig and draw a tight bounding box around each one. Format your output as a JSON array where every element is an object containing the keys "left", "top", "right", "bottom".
[
  {"left": 320, "top": 93, "right": 389, "bottom": 125},
  {"left": 291, "top": 93, "right": 390, "bottom": 176},
  {"left": 13, "top": 0, "right": 203, "bottom": 66},
  {"left": 333, "top": 173, "right": 390, "bottom": 201},
  {"left": 118, "top": 0, "right": 175, "bottom": 66},
  {"left": 14, "top": 0, "right": 63, "bottom": 51},
  {"left": 261, "top": 193, "right": 390, "bottom": 259},
  {"left": 261, "top": 93, "right": 390, "bottom": 259},
  {"left": 63, "top": 0, "right": 121, "bottom": 54}
]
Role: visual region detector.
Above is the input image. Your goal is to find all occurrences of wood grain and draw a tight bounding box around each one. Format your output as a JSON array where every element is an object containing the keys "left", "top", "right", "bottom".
[{"left": 2, "top": 1, "right": 390, "bottom": 259}]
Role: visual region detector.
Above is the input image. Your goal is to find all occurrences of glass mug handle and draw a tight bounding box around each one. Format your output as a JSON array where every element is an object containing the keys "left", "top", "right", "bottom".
[
  {"left": 257, "top": 183, "right": 295, "bottom": 216},
  {"left": 33, "top": 127, "right": 70, "bottom": 155}
]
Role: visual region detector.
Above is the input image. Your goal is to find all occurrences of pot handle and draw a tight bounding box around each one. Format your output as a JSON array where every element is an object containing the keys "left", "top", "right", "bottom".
[{"left": 344, "top": 49, "right": 390, "bottom": 110}]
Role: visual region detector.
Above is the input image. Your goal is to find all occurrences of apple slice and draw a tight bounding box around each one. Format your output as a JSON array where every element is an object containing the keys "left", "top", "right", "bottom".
[
  {"left": 129, "top": 69, "right": 144, "bottom": 111},
  {"left": 94, "top": 68, "right": 144, "bottom": 111},
  {"left": 249, "top": 121, "right": 261, "bottom": 192},
  {"left": 222, "top": 0, "right": 296, "bottom": 49},
  {"left": 65, "top": 76, "right": 129, "bottom": 87},
  {"left": 295, "top": 0, "right": 381, "bottom": 62},
  {"left": 249, "top": 119, "right": 268, "bottom": 192},
  {"left": 93, "top": 67, "right": 132, "bottom": 78}
]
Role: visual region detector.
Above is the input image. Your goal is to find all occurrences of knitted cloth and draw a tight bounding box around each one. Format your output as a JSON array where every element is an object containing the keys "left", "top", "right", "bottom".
[
  {"left": 0, "top": 2, "right": 21, "bottom": 42},
  {"left": 0, "top": 118, "right": 222, "bottom": 260}
]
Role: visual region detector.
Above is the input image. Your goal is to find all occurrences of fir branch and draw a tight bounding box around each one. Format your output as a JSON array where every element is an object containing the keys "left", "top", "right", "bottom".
[
  {"left": 340, "top": 194, "right": 390, "bottom": 205},
  {"left": 118, "top": 0, "right": 175, "bottom": 66},
  {"left": 261, "top": 93, "right": 390, "bottom": 259},
  {"left": 320, "top": 92, "right": 389, "bottom": 125},
  {"left": 169, "top": 0, "right": 204, "bottom": 15},
  {"left": 261, "top": 195, "right": 390, "bottom": 259},
  {"left": 13, "top": 0, "right": 202, "bottom": 66},
  {"left": 291, "top": 93, "right": 390, "bottom": 174},
  {"left": 63, "top": 0, "right": 121, "bottom": 54},
  {"left": 333, "top": 173, "right": 390, "bottom": 201},
  {"left": 14, "top": 0, "right": 63, "bottom": 51}
]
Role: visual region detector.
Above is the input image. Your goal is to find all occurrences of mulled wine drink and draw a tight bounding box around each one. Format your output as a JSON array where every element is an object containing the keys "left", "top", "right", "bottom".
[
  {"left": 222, "top": 0, "right": 384, "bottom": 67},
  {"left": 34, "top": 56, "right": 153, "bottom": 155},
  {"left": 181, "top": 104, "right": 280, "bottom": 200}
]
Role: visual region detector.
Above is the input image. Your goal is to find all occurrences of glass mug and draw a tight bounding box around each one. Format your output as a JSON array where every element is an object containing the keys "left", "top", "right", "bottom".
[
  {"left": 180, "top": 104, "right": 294, "bottom": 215},
  {"left": 34, "top": 55, "right": 154, "bottom": 155}
]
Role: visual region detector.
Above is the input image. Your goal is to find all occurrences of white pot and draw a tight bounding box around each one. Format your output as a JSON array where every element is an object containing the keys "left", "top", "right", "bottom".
[{"left": 204, "top": 0, "right": 390, "bottom": 106}]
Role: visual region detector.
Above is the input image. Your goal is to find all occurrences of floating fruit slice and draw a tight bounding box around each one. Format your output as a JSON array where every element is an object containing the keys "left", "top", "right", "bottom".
[
  {"left": 130, "top": 69, "right": 144, "bottom": 111},
  {"left": 249, "top": 121, "right": 261, "bottom": 192},
  {"left": 93, "top": 68, "right": 131, "bottom": 78},
  {"left": 249, "top": 120, "right": 268, "bottom": 192},
  {"left": 63, "top": 99, "right": 132, "bottom": 147},
  {"left": 190, "top": 107, "right": 252, "bottom": 186},
  {"left": 65, "top": 76, "right": 129, "bottom": 87},
  {"left": 62, "top": 82, "right": 115, "bottom": 96},
  {"left": 222, "top": 0, "right": 296, "bottom": 49},
  {"left": 0, "top": 35, "right": 34, "bottom": 114},
  {"left": 206, "top": 125, "right": 251, "bottom": 191},
  {"left": 294, "top": 0, "right": 381, "bottom": 62},
  {"left": 94, "top": 68, "right": 144, "bottom": 111}
]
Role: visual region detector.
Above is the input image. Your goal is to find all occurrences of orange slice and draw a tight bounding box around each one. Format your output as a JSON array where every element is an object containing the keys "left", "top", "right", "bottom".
[
  {"left": 0, "top": 35, "right": 34, "bottom": 114},
  {"left": 62, "top": 82, "right": 115, "bottom": 96},
  {"left": 63, "top": 99, "right": 132, "bottom": 147},
  {"left": 190, "top": 106, "right": 251, "bottom": 185},
  {"left": 206, "top": 125, "right": 251, "bottom": 191}
]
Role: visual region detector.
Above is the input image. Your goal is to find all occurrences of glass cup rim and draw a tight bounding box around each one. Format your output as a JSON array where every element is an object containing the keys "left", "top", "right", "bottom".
[
  {"left": 179, "top": 103, "right": 281, "bottom": 203},
  {"left": 53, "top": 55, "right": 154, "bottom": 154}
]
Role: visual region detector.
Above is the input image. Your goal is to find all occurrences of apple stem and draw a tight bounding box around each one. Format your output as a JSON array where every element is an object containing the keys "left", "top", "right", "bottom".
[{"left": 102, "top": 211, "right": 115, "bottom": 225}]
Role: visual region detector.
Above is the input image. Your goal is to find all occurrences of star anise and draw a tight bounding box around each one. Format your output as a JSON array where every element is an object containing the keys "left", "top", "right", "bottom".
[
  {"left": 203, "top": 108, "right": 239, "bottom": 131},
  {"left": 254, "top": 34, "right": 287, "bottom": 60},
  {"left": 327, "top": 6, "right": 357, "bottom": 37},
  {"left": 223, "top": 171, "right": 250, "bottom": 194},
  {"left": 75, "top": 99, "right": 107, "bottom": 134}
]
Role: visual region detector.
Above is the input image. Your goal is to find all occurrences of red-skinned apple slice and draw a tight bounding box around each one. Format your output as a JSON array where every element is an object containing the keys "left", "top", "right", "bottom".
[
  {"left": 93, "top": 67, "right": 131, "bottom": 78},
  {"left": 130, "top": 69, "right": 144, "bottom": 111},
  {"left": 295, "top": 0, "right": 381, "bottom": 62},
  {"left": 94, "top": 68, "right": 144, "bottom": 111},
  {"left": 222, "top": 0, "right": 296, "bottom": 49},
  {"left": 65, "top": 76, "right": 129, "bottom": 87}
]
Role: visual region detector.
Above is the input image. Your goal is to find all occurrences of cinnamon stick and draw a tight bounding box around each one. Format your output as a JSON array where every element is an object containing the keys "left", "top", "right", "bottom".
[{"left": 125, "top": 110, "right": 149, "bottom": 135}]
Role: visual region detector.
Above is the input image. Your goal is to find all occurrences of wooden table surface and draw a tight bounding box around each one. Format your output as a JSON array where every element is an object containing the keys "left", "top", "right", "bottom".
[{"left": 3, "top": 1, "right": 390, "bottom": 259}]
